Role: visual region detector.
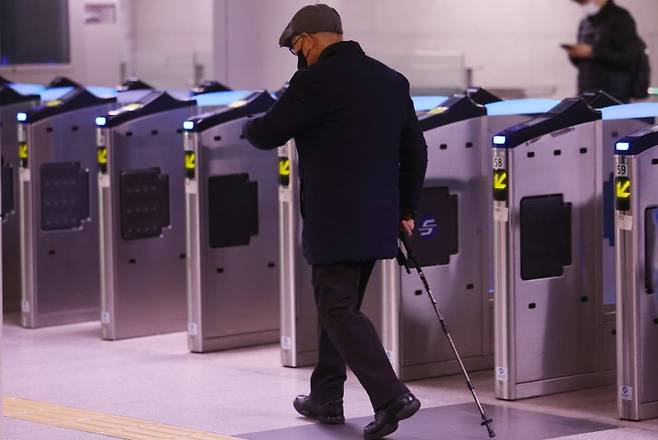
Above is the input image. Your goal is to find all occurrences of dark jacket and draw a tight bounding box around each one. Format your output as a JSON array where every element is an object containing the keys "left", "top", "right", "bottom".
[
  {"left": 244, "top": 41, "right": 428, "bottom": 265},
  {"left": 573, "top": 0, "right": 640, "bottom": 102}
]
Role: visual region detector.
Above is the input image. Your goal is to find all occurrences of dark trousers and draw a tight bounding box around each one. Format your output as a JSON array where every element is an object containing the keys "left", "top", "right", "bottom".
[{"left": 309, "top": 261, "right": 409, "bottom": 411}]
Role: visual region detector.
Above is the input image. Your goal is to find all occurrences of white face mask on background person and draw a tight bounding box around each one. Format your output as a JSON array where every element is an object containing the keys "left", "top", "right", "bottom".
[{"left": 582, "top": 1, "right": 601, "bottom": 17}]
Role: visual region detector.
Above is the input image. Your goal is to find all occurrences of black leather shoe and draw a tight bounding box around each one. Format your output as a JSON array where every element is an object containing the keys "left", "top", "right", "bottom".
[
  {"left": 363, "top": 393, "right": 421, "bottom": 439},
  {"left": 293, "top": 395, "right": 345, "bottom": 424}
]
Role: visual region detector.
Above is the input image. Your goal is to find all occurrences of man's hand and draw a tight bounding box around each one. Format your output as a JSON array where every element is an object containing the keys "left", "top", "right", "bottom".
[
  {"left": 567, "top": 43, "right": 593, "bottom": 59},
  {"left": 401, "top": 219, "right": 415, "bottom": 236}
]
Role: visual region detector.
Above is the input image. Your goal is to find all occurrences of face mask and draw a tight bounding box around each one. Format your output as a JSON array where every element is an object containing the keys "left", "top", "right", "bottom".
[
  {"left": 582, "top": 2, "right": 601, "bottom": 16},
  {"left": 297, "top": 51, "right": 308, "bottom": 70}
]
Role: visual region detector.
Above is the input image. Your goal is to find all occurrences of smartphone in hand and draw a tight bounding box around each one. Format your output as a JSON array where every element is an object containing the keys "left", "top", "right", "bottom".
[{"left": 560, "top": 43, "right": 575, "bottom": 50}]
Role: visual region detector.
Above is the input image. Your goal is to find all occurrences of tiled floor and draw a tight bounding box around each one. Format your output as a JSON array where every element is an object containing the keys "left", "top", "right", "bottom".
[{"left": 3, "top": 313, "right": 658, "bottom": 439}]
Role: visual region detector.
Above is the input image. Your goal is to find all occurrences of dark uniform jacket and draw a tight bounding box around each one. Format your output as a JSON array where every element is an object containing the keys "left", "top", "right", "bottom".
[
  {"left": 574, "top": 0, "right": 640, "bottom": 102},
  {"left": 244, "top": 41, "right": 428, "bottom": 265}
]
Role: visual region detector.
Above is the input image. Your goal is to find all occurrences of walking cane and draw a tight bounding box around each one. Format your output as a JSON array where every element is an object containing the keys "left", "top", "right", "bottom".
[{"left": 397, "top": 232, "right": 496, "bottom": 438}]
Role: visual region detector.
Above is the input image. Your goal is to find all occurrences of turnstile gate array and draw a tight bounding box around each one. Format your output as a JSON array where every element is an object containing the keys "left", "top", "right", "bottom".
[
  {"left": 278, "top": 93, "right": 572, "bottom": 376},
  {"left": 0, "top": 85, "right": 40, "bottom": 312},
  {"left": 380, "top": 93, "right": 564, "bottom": 380},
  {"left": 492, "top": 99, "right": 658, "bottom": 401},
  {"left": 614, "top": 122, "right": 658, "bottom": 421},
  {"left": 18, "top": 88, "right": 116, "bottom": 328},
  {"left": 1, "top": 79, "right": 151, "bottom": 316},
  {"left": 97, "top": 92, "right": 196, "bottom": 340},
  {"left": 184, "top": 91, "right": 280, "bottom": 352},
  {"left": 1, "top": 80, "right": 85, "bottom": 313}
]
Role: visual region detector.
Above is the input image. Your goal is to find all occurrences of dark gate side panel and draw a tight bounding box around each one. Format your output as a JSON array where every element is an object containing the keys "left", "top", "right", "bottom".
[
  {"left": 643, "top": 207, "right": 658, "bottom": 403},
  {"left": 603, "top": 172, "right": 615, "bottom": 246},
  {"left": 40, "top": 162, "right": 89, "bottom": 231},
  {"left": 520, "top": 195, "right": 572, "bottom": 280},
  {"left": 207, "top": 173, "right": 258, "bottom": 248},
  {"left": 120, "top": 168, "right": 170, "bottom": 240},
  {"left": 1, "top": 159, "right": 13, "bottom": 217},
  {"left": 645, "top": 208, "right": 658, "bottom": 294}
]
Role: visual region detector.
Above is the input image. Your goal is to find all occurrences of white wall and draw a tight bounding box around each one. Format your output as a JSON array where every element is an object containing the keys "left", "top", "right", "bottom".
[
  {"left": 130, "top": 0, "right": 214, "bottom": 90},
  {"left": 0, "top": 0, "right": 125, "bottom": 87},
  {"left": 336, "top": 0, "right": 658, "bottom": 98},
  {"left": 219, "top": 0, "right": 658, "bottom": 98},
  {"left": 1, "top": 0, "right": 657, "bottom": 97},
  {"left": 212, "top": 0, "right": 309, "bottom": 91}
]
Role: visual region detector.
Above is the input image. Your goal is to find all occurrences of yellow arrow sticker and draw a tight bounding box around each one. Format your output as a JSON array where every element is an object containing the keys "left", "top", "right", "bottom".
[
  {"left": 616, "top": 179, "right": 631, "bottom": 199},
  {"left": 228, "top": 100, "right": 248, "bottom": 109},
  {"left": 97, "top": 147, "right": 108, "bottom": 165},
  {"left": 185, "top": 151, "right": 196, "bottom": 171},
  {"left": 18, "top": 143, "right": 28, "bottom": 160},
  {"left": 494, "top": 171, "right": 507, "bottom": 190},
  {"left": 279, "top": 159, "right": 290, "bottom": 177},
  {"left": 428, "top": 106, "right": 447, "bottom": 116}
]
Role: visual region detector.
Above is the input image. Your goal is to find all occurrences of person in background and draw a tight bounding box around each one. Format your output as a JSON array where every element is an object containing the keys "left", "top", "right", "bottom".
[
  {"left": 242, "top": 4, "right": 428, "bottom": 440},
  {"left": 565, "top": 0, "right": 641, "bottom": 102}
]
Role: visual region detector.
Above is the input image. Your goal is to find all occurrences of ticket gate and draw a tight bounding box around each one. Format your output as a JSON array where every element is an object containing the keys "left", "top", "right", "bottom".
[
  {"left": 18, "top": 88, "right": 117, "bottom": 328},
  {"left": 278, "top": 148, "right": 385, "bottom": 367},
  {"left": 486, "top": 99, "right": 658, "bottom": 400},
  {"left": 492, "top": 98, "right": 614, "bottom": 400},
  {"left": 614, "top": 125, "right": 658, "bottom": 421},
  {"left": 2, "top": 80, "right": 150, "bottom": 313},
  {"left": 0, "top": 86, "right": 40, "bottom": 312},
  {"left": 96, "top": 92, "right": 196, "bottom": 340},
  {"left": 378, "top": 95, "right": 492, "bottom": 380},
  {"left": 0, "top": 80, "right": 123, "bottom": 313},
  {"left": 278, "top": 95, "right": 451, "bottom": 368},
  {"left": 600, "top": 104, "right": 658, "bottom": 307},
  {"left": 278, "top": 135, "right": 314, "bottom": 367},
  {"left": 183, "top": 91, "right": 279, "bottom": 352}
]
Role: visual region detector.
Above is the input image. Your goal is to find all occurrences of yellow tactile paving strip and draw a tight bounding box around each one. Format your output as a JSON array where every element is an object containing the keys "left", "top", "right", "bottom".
[{"left": 4, "top": 396, "right": 242, "bottom": 440}]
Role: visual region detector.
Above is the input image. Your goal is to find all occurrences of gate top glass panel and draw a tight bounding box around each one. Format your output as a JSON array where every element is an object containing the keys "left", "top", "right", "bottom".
[
  {"left": 412, "top": 96, "right": 448, "bottom": 112},
  {"left": 194, "top": 91, "right": 254, "bottom": 110},
  {"left": 184, "top": 91, "right": 275, "bottom": 133},
  {"left": 602, "top": 103, "right": 658, "bottom": 121},
  {"left": 0, "top": 85, "right": 40, "bottom": 106},
  {"left": 7, "top": 83, "right": 45, "bottom": 97},
  {"left": 486, "top": 99, "right": 561, "bottom": 117}
]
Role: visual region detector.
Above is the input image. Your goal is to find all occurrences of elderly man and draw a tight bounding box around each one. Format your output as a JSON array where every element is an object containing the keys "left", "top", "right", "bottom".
[{"left": 242, "top": 4, "right": 428, "bottom": 439}]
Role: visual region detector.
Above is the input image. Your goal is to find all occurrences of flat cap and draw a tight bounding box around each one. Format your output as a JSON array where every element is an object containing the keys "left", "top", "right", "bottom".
[{"left": 279, "top": 4, "right": 343, "bottom": 48}]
